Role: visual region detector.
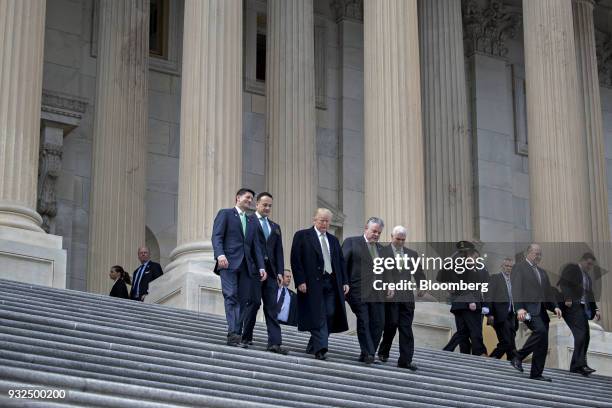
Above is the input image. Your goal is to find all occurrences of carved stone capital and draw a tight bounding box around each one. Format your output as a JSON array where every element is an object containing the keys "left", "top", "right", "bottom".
[
  {"left": 331, "top": 0, "right": 363, "bottom": 23},
  {"left": 596, "top": 30, "right": 612, "bottom": 88},
  {"left": 462, "top": 0, "right": 522, "bottom": 58},
  {"left": 37, "top": 91, "right": 87, "bottom": 234}
]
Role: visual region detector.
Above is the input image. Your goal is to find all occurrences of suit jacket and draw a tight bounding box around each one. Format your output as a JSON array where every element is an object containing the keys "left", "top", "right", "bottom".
[
  {"left": 557, "top": 263, "right": 598, "bottom": 320},
  {"left": 290, "top": 227, "right": 348, "bottom": 333},
  {"left": 380, "top": 244, "right": 426, "bottom": 307},
  {"left": 436, "top": 256, "right": 488, "bottom": 313},
  {"left": 254, "top": 214, "right": 284, "bottom": 278},
  {"left": 486, "top": 273, "right": 515, "bottom": 322},
  {"left": 130, "top": 261, "right": 163, "bottom": 299},
  {"left": 211, "top": 208, "right": 265, "bottom": 277},
  {"left": 110, "top": 279, "right": 129, "bottom": 299},
  {"left": 342, "top": 236, "right": 384, "bottom": 304},
  {"left": 279, "top": 287, "right": 298, "bottom": 327},
  {"left": 511, "top": 259, "right": 557, "bottom": 322}
]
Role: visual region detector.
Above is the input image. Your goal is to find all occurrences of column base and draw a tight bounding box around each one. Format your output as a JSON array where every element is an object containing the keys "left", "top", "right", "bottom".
[
  {"left": 0, "top": 225, "right": 66, "bottom": 288},
  {"left": 145, "top": 256, "right": 225, "bottom": 314}
]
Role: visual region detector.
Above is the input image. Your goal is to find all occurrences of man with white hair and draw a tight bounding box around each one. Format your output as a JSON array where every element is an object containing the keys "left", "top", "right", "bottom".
[
  {"left": 377, "top": 225, "right": 426, "bottom": 371},
  {"left": 290, "top": 208, "right": 350, "bottom": 360}
]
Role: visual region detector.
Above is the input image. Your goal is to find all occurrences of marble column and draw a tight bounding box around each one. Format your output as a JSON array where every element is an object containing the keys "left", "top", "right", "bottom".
[
  {"left": 0, "top": 0, "right": 66, "bottom": 288},
  {"left": 363, "top": 0, "right": 426, "bottom": 241},
  {"left": 522, "top": 0, "right": 591, "bottom": 242},
  {"left": 87, "top": 0, "right": 149, "bottom": 294},
  {"left": 0, "top": 0, "right": 47, "bottom": 233},
  {"left": 266, "top": 0, "right": 317, "bottom": 252},
  {"left": 573, "top": 0, "right": 612, "bottom": 330},
  {"left": 418, "top": 0, "right": 473, "bottom": 242},
  {"left": 147, "top": 0, "right": 242, "bottom": 311}
]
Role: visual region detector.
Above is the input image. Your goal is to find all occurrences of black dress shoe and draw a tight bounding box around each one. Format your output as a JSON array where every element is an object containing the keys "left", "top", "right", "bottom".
[
  {"left": 570, "top": 367, "right": 590, "bottom": 376},
  {"left": 378, "top": 354, "right": 389, "bottom": 363},
  {"left": 227, "top": 333, "right": 242, "bottom": 346},
  {"left": 511, "top": 357, "right": 524, "bottom": 373},
  {"left": 314, "top": 351, "right": 327, "bottom": 360},
  {"left": 363, "top": 355, "right": 375, "bottom": 364},
  {"left": 530, "top": 375, "right": 552, "bottom": 382},
  {"left": 358, "top": 354, "right": 366, "bottom": 362},
  {"left": 267, "top": 345, "right": 289, "bottom": 355},
  {"left": 583, "top": 366, "right": 596, "bottom": 374},
  {"left": 397, "top": 361, "right": 418, "bottom": 371}
]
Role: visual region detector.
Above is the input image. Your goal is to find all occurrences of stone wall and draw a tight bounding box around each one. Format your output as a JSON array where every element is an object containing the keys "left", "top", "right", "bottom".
[{"left": 44, "top": 0, "right": 97, "bottom": 291}]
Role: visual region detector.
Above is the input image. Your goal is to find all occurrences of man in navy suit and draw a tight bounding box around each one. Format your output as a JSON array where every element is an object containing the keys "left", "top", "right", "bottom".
[
  {"left": 290, "top": 208, "right": 349, "bottom": 360},
  {"left": 241, "top": 192, "right": 288, "bottom": 354},
  {"left": 510, "top": 243, "right": 562, "bottom": 381},
  {"left": 130, "top": 246, "right": 164, "bottom": 301},
  {"left": 212, "top": 188, "right": 266, "bottom": 347},
  {"left": 277, "top": 269, "right": 298, "bottom": 327},
  {"left": 343, "top": 217, "right": 386, "bottom": 364}
]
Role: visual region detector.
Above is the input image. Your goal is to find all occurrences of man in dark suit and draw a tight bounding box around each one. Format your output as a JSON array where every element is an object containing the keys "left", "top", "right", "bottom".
[
  {"left": 377, "top": 225, "right": 426, "bottom": 371},
  {"left": 343, "top": 217, "right": 386, "bottom": 364},
  {"left": 241, "top": 192, "right": 288, "bottom": 354},
  {"left": 486, "top": 258, "right": 518, "bottom": 360},
  {"left": 130, "top": 246, "right": 164, "bottom": 301},
  {"left": 558, "top": 252, "right": 601, "bottom": 376},
  {"left": 290, "top": 208, "right": 349, "bottom": 360},
  {"left": 510, "top": 243, "right": 562, "bottom": 382},
  {"left": 211, "top": 188, "right": 266, "bottom": 347},
  {"left": 438, "top": 243, "right": 489, "bottom": 356},
  {"left": 277, "top": 269, "right": 298, "bottom": 327}
]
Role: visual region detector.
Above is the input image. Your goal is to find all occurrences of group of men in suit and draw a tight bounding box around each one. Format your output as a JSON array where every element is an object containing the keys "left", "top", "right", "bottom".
[
  {"left": 212, "top": 192, "right": 424, "bottom": 367},
  {"left": 444, "top": 243, "right": 601, "bottom": 381},
  {"left": 211, "top": 189, "right": 602, "bottom": 378},
  {"left": 212, "top": 189, "right": 291, "bottom": 353},
  {"left": 342, "top": 220, "right": 426, "bottom": 370}
]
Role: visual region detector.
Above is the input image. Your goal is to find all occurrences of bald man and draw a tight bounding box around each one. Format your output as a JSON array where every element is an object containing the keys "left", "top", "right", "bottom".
[{"left": 130, "top": 246, "right": 164, "bottom": 301}]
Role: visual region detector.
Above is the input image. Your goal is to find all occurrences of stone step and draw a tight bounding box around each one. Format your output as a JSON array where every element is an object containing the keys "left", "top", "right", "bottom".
[
  {"left": 0, "top": 366, "right": 278, "bottom": 408},
  {"left": 1, "top": 279, "right": 611, "bottom": 408},
  {"left": 0, "top": 331, "right": 564, "bottom": 408},
  {"left": 2, "top": 287, "right": 610, "bottom": 397},
  {"left": 0, "top": 308, "right": 604, "bottom": 406}
]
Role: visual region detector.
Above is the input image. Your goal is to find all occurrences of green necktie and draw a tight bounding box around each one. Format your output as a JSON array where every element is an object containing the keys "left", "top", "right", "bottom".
[
  {"left": 368, "top": 242, "right": 377, "bottom": 259},
  {"left": 240, "top": 212, "right": 247, "bottom": 236}
]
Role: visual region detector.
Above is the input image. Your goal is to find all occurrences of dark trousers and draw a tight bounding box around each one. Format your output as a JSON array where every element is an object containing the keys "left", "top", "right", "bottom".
[
  {"left": 444, "top": 331, "right": 472, "bottom": 354},
  {"left": 220, "top": 262, "right": 245, "bottom": 335},
  {"left": 489, "top": 314, "right": 517, "bottom": 360},
  {"left": 564, "top": 303, "right": 590, "bottom": 370},
  {"left": 349, "top": 299, "right": 385, "bottom": 357},
  {"left": 378, "top": 302, "right": 415, "bottom": 364},
  {"left": 238, "top": 263, "right": 267, "bottom": 342},
  {"left": 307, "top": 274, "right": 337, "bottom": 354},
  {"left": 517, "top": 313, "right": 549, "bottom": 378},
  {"left": 444, "top": 310, "right": 486, "bottom": 356},
  {"left": 243, "top": 271, "right": 283, "bottom": 346}
]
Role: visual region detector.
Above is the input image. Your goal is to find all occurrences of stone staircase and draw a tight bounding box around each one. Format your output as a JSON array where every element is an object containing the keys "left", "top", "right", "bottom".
[{"left": 0, "top": 279, "right": 611, "bottom": 408}]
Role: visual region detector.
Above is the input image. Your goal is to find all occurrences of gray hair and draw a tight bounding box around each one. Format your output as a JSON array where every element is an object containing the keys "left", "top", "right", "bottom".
[
  {"left": 365, "top": 217, "right": 384, "bottom": 229},
  {"left": 525, "top": 243, "right": 541, "bottom": 256},
  {"left": 391, "top": 225, "right": 407, "bottom": 236}
]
